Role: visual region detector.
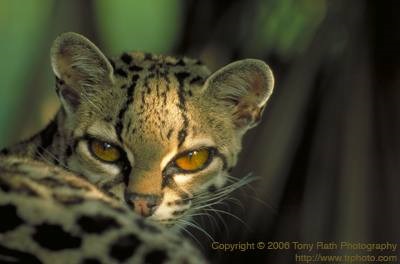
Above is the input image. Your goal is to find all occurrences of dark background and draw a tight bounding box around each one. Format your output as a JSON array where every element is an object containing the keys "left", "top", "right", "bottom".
[{"left": 0, "top": 1, "right": 398, "bottom": 263}]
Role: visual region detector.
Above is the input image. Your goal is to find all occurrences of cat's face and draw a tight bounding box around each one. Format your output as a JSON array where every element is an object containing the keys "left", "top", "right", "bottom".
[{"left": 51, "top": 32, "right": 274, "bottom": 225}]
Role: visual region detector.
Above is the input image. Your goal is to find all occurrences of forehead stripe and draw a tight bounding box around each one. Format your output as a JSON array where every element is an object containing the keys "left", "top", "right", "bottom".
[
  {"left": 175, "top": 72, "right": 191, "bottom": 147},
  {"left": 115, "top": 74, "right": 139, "bottom": 141}
]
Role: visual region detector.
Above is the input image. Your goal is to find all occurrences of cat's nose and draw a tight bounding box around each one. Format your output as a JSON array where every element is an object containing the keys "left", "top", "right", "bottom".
[{"left": 124, "top": 192, "right": 160, "bottom": 217}]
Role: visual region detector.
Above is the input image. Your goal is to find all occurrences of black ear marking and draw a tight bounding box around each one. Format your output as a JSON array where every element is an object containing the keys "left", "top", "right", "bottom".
[{"left": 204, "top": 59, "right": 274, "bottom": 131}]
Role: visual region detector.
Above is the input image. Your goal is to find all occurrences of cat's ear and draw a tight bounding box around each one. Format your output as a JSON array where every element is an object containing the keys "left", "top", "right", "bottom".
[
  {"left": 204, "top": 59, "right": 274, "bottom": 131},
  {"left": 50, "top": 32, "right": 114, "bottom": 111}
]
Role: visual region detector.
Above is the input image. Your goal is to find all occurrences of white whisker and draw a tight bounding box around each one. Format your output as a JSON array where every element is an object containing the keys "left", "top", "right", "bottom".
[
  {"left": 178, "top": 218, "right": 215, "bottom": 242},
  {"left": 176, "top": 220, "right": 205, "bottom": 249}
]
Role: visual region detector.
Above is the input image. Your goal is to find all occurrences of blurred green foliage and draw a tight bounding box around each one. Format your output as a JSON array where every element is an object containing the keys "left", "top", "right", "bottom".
[
  {"left": 0, "top": 0, "right": 52, "bottom": 146},
  {"left": 0, "top": 0, "right": 324, "bottom": 148},
  {"left": 0, "top": 0, "right": 183, "bottom": 147},
  {"left": 95, "top": 0, "right": 182, "bottom": 54},
  {"left": 246, "top": 0, "right": 325, "bottom": 58}
]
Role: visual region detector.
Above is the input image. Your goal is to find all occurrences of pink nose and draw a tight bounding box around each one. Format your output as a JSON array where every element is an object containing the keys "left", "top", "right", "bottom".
[
  {"left": 125, "top": 192, "right": 160, "bottom": 217},
  {"left": 132, "top": 199, "right": 153, "bottom": 217}
]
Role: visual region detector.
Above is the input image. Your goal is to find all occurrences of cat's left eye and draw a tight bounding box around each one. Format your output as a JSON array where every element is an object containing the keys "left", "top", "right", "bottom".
[
  {"left": 175, "top": 149, "right": 211, "bottom": 172},
  {"left": 89, "top": 139, "right": 121, "bottom": 163}
]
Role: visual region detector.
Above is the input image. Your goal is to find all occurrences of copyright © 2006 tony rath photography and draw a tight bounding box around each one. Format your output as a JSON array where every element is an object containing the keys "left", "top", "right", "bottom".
[{"left": 210, "top": 241, "right": 398, "bottom": 252}]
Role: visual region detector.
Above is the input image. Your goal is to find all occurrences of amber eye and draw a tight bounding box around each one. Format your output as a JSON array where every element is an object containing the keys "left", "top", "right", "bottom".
[
  {"left": 175, "top": 149, "right": 210, "bottom": 172},
  {"left": 89, "top": 139, "right": 121, "bottom": 163}
]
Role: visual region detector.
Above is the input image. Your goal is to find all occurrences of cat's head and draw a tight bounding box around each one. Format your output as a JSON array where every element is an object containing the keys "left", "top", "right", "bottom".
[{"left": 51, "top": 32, "right": 274, "bottom": 225}]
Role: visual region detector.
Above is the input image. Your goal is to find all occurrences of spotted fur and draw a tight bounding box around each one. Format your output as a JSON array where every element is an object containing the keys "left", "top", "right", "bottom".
[
  {"left": 0, "top": 157, "right": 204, "bottom": 263},
  {"left": 0, "top": 32, "right": 274, "bottom": 262}
]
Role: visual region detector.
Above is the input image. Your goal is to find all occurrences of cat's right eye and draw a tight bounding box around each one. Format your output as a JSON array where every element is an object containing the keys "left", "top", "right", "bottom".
[
  {"left": 89, "top": 139, "right": 121, "bottom": 163},
  {"left": 174, "top": 148, "right": 211, "bottom": 172}
]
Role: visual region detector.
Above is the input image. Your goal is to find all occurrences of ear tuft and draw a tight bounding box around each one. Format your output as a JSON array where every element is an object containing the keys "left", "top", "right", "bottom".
[
  {"left": 204, "top": 59, "right": 274, "bottom": 131},
  {"left": 50, "top": 32, "right": 114, "bottom": 112}
]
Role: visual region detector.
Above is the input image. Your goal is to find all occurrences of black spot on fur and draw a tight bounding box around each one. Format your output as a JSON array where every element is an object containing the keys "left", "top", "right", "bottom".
[
  {"left": 0, "top": 245, "right": 42, "bottom": 264},
  {"left": 77, "top": 215, "right": 121, "bottom": 234},
  {"left": 135, "top": 218, "right": 160, "bottom": 233},
  {"left": 175, "top": 72, "right": 190, "bottom": 86},
  {"left": 36, "top": 119, "right": 58, "bottom": 158},
  {"left": 15, "top": 183, "right": 39, "bottom": 197},
  {"left": 109, "top": 234, "right": 141, "bottom": 262},
  {"left": 32, "top": 223, "right": 82, "bottom": 250},
  {"left": 81, "top": 258, "right": 102, "bottom": 264},
  {"left": 172, "top": 210, "right": 185, "bottom": 216},
  {"left": 208, "top": 185, "right": 217, "bottom": 193},
  {"left": 144, "top": 53, "right": 153, "bottom": 60},
  {"left": 129, "top": 65, "right": 143, "bottom": 72},
  {"left": 131, "top": 74, "right": 140, "bottom": 84},
  {"left": 38, "top": 177, "right": 65, "bottom": 188},
  {"left": 189, "top": 76, "right": 203, "bottom": 85},
  {"left": 176, "top": 58, "right": 185, "bottom": 66},
  {"left": 0, "top": 148, "right": 9, "bottom": 155},
  {"left": 115, "top": 68, "right": 128, "bottom": 78},
  {"left": 120, "top": 53, "right": 132, "bottom": 64},
  {"left": 144, "top": 249, "right": 168, "bottom": 264},
  {"left": 0, "top": 179, "right": 11, "bottom": 193},
  {"left": 53, "top": 193, "right": 85, "bottom": 206},
  {"left": 0, "top": 204, "right": 24, "bottom": 233}
]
